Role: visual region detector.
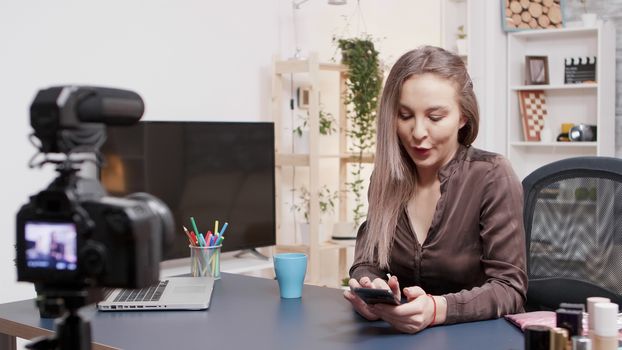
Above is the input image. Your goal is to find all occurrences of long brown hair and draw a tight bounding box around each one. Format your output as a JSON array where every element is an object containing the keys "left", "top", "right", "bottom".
[{"left": 361, "top": 46, "right": 479, "bottom": 268}]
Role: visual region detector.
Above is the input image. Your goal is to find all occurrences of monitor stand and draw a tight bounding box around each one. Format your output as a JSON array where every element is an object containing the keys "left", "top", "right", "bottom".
[{"left": 234, "top": 248, "right": 269, "bottom": 260}]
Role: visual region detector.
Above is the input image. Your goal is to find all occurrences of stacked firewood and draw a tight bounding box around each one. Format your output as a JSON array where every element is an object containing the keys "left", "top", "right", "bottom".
[{"left": 504, "top": 0, "right": 563, "bottom": 29}]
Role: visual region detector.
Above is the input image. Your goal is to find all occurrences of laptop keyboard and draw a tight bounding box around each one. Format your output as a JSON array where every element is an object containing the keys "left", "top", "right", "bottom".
[{"left": 113, "top": 280, "right": 169, "bottom": 303}]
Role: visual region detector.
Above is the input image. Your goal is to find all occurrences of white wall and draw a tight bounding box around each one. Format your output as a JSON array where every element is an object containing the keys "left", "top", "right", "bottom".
[
  {"left": 0, "top": 0, "right": 442, "bottom": 302},
  {"left": 0, "top": 0, "right": 280, "bottom": 303}
]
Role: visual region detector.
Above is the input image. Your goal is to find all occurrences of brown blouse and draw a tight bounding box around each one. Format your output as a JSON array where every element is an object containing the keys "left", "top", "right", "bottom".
[{"left": 349, "top": 146, "right": 528, "bottom": 324}]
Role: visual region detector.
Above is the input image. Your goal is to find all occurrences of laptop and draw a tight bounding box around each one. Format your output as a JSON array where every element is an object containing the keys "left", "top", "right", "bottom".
[{"left": 97, "top": 277, "right": 214, "bottom": 311}]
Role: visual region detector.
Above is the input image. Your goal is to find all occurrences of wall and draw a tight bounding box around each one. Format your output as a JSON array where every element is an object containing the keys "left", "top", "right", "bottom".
[
  {"left": 0, "top": 0, "right": 280, "bottom": 303},
  {"left": 0, "top": 0, "right": 442, "bottom": 302}
]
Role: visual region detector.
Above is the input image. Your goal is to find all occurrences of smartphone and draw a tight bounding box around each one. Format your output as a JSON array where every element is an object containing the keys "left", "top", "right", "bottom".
[{"left": 351, "top": 287, "right": 400, "bottom": 305}]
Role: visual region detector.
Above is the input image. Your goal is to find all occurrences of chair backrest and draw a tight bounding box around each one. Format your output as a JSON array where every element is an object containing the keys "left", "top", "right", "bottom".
[{"left": 522, "top": 156, "right": 622, "bottom": 310}]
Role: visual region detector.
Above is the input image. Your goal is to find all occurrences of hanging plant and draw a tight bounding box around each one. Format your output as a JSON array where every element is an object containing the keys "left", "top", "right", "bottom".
[{"left": 336, "top": 36, "right": 382, "bottom": 225}]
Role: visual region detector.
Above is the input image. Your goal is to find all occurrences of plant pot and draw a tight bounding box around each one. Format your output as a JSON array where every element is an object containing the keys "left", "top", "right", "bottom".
[
  {"left": 582, "top": 13, "right": 597, "bottom": 27},
  {"left": 455, "top": 39, "right": 467, "bottom": 56},
  {"left": 331, "top": 221, "right": 356, "bottom": 241},
  {"left": 298, "top": 222, "right": 330, "bottom": 245},
  {"left": 293, "top": 130, "right": 309, "bottom": 154}
]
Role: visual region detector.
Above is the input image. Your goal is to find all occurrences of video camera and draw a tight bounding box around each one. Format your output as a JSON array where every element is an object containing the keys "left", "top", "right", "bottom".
[{"left": 14, "top": 86, "right": 174, "bottom": 350}]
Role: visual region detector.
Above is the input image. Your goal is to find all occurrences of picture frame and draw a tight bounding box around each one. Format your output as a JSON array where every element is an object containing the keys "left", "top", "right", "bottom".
[
  {"left": 518, "top": 90, "right": 548, "bottom": 142},
  {"left": 501, "top": 0, "right": 566, "bottom": 32},
  {"left": 297, "top": 86, "right": 311, "bottom": 109},
  {"left": 525, "top": 56, "right": 549, "bottom": 85}
]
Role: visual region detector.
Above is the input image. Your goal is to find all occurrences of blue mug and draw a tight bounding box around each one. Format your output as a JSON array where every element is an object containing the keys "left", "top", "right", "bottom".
[{"left": 273, "top": 253, "right": 307, "bottom": 299}]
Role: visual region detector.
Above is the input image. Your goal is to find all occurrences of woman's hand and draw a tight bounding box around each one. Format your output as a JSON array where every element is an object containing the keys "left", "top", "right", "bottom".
[
  {"left": 343, "top": 276, "right": 401, "bottom": 320},
  {"left": 370, "top": 286, "right": 446, "bottom": 334}
]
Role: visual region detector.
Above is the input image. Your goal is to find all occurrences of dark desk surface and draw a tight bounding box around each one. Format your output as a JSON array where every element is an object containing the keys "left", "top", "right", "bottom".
[{"left": 0, "top": 273, "right": 524, "bottom": 350}]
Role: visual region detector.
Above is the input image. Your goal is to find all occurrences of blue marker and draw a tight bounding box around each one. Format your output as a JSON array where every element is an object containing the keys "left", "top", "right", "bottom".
[
  {"left": 197, "top": 233, "right": 206, "bottom": 247},
  {"left": 219, "top": 222, "right": 229, "bottom": 236}
]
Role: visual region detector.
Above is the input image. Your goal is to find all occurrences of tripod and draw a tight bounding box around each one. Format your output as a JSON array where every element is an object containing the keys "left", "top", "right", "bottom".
[{"left": 26, "top": 287, "right": 101, "bottom": 350}]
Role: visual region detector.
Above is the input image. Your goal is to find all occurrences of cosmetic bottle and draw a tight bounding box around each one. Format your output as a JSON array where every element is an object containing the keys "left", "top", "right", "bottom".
[
  {"left": 591, "top": 302, "right": 618, "bottom": 350},
  {"left": 587, "top": 297, "right": 610, "bottom": 333},
  {"left": 525, "top": 325, "right": 551, "bottom": 350},
  {"left": 571, "top": 336, "right": 592, "bottom": 350}
]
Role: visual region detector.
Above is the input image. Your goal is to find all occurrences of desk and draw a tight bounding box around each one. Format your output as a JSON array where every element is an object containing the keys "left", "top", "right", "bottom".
[{"left": 0, "top": 273, "right": 524, "bottom": 350}]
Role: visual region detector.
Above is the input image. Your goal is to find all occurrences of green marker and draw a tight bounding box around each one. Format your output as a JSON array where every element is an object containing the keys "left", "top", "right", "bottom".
[{"left": 190, "top": 217, "right": 200, "bottom": 240}]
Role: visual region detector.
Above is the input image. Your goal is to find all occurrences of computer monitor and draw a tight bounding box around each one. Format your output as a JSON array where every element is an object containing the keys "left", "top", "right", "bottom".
[{"left": 100, "top": 121, "right": 275, "bottom": 260}]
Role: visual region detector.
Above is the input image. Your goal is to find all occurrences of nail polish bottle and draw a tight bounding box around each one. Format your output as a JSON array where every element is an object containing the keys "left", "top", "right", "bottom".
[
  {"left": 571, "top": 335, "right": 592, "bottom": 350},
  {"left": 525, "top": 325, "right": 551, "bottom": 350},
  {"left": 550, "top": 327, "right": 569, "bottom": 350}
]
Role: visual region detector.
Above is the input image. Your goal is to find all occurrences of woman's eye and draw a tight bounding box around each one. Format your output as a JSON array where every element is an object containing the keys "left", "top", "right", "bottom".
[
  {"left": 398, "top": 113, "right": 412, "bottom": 120},
  {"left": 429, "top": 115, "right": 443, "bottom": 122}
]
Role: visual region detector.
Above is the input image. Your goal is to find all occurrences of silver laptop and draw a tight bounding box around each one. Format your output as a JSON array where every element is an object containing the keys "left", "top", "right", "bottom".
[{"left": 97, "top": 277, "right": 214, "bottom": 311}]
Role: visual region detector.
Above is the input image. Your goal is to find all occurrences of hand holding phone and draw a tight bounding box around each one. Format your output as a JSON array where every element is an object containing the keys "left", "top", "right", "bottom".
[{"left": 351, "top": 287, "right": 400, "bottom": 305}]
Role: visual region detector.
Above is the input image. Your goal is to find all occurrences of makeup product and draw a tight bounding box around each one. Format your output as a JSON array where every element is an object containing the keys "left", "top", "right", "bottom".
[
  {"left": 550, "top": 327, "right": 569, "bottom": 350},
  {"left": 525, "top": 325, "right": 551, "bottom": 350},
  {"left": 587, "top": 297, "right": 610, "bottom": 331},
  {"left": 571, "top": 336, "right": 592, "bottom": 350},
  {"left": 557, "top": 308, "right": 583, "bottom": 337},
  {"left": 592, "top": 302, "right": 618, "bottom": 350},
  {"left": 560, "top": 303, "right": 586, "bottom": 313}
]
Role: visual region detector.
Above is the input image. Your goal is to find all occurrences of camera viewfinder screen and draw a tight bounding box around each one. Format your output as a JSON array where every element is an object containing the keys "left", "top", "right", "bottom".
[{"left": 25, "top": 221, "right": 77, "bottom": 271}]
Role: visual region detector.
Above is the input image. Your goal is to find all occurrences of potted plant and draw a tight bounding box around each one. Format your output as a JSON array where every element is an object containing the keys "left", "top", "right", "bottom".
[
  {"left": 456, "top": 25, "right": 467, "bottom": 56},
  {"left": 580, "top": 0, "right": 597, "bottom": 27},
  {"left": 292, "top": 108, "right": 336, "bottom": 154},
  {"left": 291, "top": 185, "right": 338, "bottom": 244},
  {"left": 336, "top": 36, "right": 382, "bottom": 228}
]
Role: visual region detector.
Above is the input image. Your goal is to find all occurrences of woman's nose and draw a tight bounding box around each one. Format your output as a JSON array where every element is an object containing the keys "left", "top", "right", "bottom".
[{"left": 412, "top": 118, "right": 427, "bottom": 140}]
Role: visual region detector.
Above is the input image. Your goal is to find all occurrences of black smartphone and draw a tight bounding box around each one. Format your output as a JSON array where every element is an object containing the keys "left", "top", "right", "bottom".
[{"left": 351, "top": 287, "right": 400, "bottom": 305}]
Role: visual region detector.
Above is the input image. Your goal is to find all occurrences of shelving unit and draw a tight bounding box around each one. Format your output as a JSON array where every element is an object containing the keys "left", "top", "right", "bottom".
[
  {"left": 506, "top": 23, "right": 616, "bottom": 179},
  {"left": 272, "top": 54, "right": 371, "bottom": 285},
  {"left": 441, "top": 0, "right": 469, "bottom": 63}
]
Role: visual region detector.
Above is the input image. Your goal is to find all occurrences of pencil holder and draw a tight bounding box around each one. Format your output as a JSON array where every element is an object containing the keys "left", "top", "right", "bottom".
[{"left": 189, "top": 245, "right": 221, "bottom": 279}]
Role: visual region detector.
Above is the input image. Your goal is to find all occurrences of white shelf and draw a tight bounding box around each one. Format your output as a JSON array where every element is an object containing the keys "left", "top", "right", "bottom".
[
  {"left": 506, "top": 22, "right": 616, "bottom": 180},
  {"left": 509, "top": 26, "right": 597, "bottom": 39},
  {"left": 510, "top": 83, "right": 597, "bottom": 91},
  {"left": 510, "top": 142, "right": 597, "bottom": 148}
]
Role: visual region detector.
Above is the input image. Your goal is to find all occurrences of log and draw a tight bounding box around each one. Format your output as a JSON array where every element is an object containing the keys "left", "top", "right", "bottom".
[
  {"left": 538, "top": 14, "right": 550, "bottom": 27},
  {"left": 543, "top": 0, "right": 554, "bottom": 7},
  {"left": 521, "top": 11, "right": 532, "bottom": 22},
  {"left": 520, "top": 0, "right": 530, "bottom": 9},
  {"left": 510, "top": 1, "right": 522, "bottom": 14},
  {"left": 528, "top": 3, "right": 543, "bottom": 17},
  {"left": 529, "top": 18, "right": 538, "bottom": 28},
  {"left": 548, "top": 5, "right": 562, "bottom": 24},
  {"left": 512, "top": 13, "right": 523, "bottom": 26}
]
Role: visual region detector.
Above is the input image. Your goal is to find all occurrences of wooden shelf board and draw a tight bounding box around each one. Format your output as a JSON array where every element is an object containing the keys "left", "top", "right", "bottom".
[
  {"left": 275, "top": 241, "right": 353, "bottom": 253},
  {"left": 510, "top": 83, "right": 597, "bottom": 91},
  {"left": 275, "top": 153, "right": 309, "bottom": 166},
  {"left": 276, "top": 152, "right": 375, "bottom": 166},
  {"left": 510, "top": 141, "right": 597, "bottom": 147},
  {"left": 275, "top": 59, "right": 347, "bottom": 74}
]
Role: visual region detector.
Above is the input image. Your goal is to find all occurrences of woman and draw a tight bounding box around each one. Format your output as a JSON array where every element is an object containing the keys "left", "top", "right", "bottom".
[{"left": 343, "top": 46, "right": 527, "bottom": 334}]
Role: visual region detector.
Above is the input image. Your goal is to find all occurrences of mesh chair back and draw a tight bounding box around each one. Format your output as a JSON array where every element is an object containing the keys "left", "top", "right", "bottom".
[{"left": 523, "top": 157, "right": 622, "bottom": 310}]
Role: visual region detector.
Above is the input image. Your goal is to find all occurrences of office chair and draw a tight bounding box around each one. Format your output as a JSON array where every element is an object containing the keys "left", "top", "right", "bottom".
[{"left": 522, "top": 156, "right": 622, "bottom": 310}]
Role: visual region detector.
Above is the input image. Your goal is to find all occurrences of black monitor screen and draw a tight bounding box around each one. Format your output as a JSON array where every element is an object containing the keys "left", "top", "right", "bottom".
[{"left": 100, "top": 121, "right": 275, "bottom": 260}]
